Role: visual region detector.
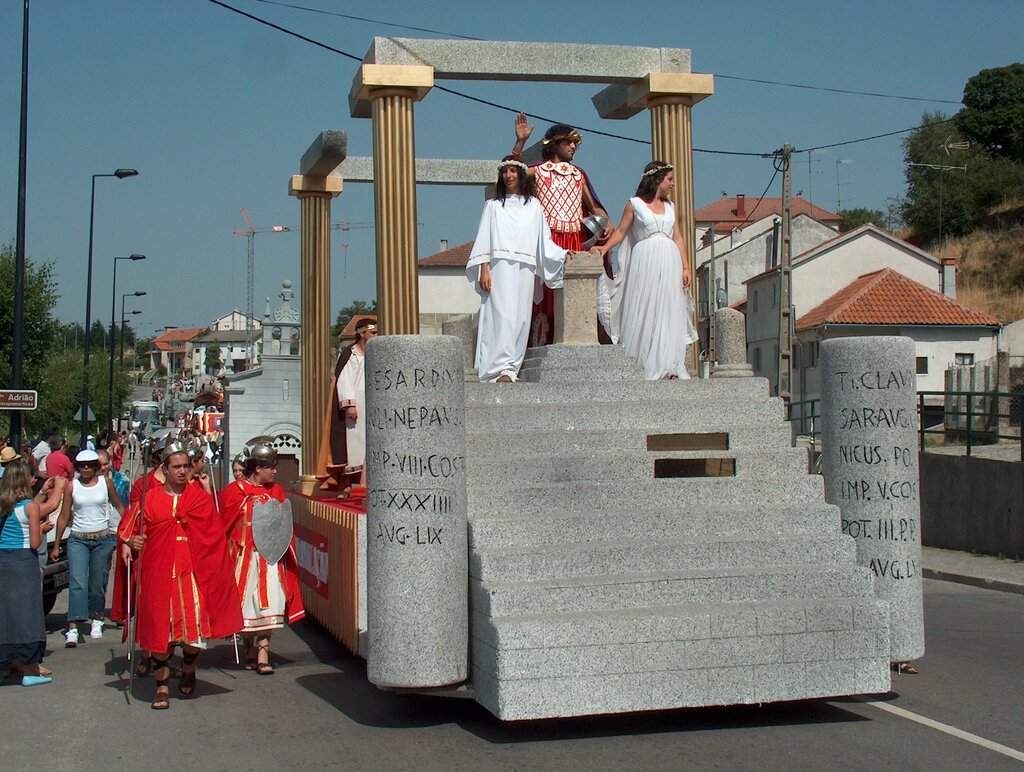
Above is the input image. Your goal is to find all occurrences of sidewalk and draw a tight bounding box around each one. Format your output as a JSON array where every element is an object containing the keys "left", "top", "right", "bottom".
[{"left": 922, "top": 546, "right": 1024, "bottom": 595}]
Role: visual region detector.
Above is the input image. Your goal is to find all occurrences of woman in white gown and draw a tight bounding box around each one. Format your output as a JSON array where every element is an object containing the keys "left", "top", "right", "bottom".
[
  {"left": 598, "top": 161, "right": 698, "bottom": 380},
  {"left": 467, "top": 156, "right": 567, "bottom": 382}
]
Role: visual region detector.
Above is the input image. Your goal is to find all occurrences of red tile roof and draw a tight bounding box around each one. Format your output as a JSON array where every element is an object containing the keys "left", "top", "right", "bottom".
[
  {"left": 696, "top": 195, "right": 841, "bottom": 231},
  {"left": 796, "top": 269, "right": 1001, "bottom": 331},
  {"left": 419, "top": 241, "right": 473, "bottom": 267},
  {"left": 152, "top": 327, "right": 206, "bottom": 344}
]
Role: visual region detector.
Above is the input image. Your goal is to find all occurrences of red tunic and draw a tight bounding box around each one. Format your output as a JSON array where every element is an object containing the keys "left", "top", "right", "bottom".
[
  {"left": 118, "top": 481, "right": 242, "bottom": 652},
  {"left": 111, "top": 469, "right": 163, "bottom": 624},
  {"left": 219, "top": 480, "right": 305, "bottom": 626}
]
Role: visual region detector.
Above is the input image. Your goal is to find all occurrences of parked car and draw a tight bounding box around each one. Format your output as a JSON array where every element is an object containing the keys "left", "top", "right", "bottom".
[{"left": 42, "top": 527, "right": 68, "bottom": 616}]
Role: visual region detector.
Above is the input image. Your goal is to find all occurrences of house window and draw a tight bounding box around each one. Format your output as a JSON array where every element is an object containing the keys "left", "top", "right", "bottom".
[
  {"left": 793, "top": 344, "right": 802, "bottom": 370},
  {"left": 753, "top": 347, "right": 761, "bottom": 371},
  {"left": 805, "top": 341, "right": 817, "bottom": 368},
  {"left": 916, "top": 356, "right": 929, "bottom": 375},
  {"left": 955, "top": 353, "right": 975, "bottom": 367},
  {"left": 752, "top": 291, "right": 759, "bottom": 312}
]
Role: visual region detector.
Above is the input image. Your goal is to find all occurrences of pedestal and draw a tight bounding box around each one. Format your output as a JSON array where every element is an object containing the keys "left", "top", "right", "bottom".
[
  {"left": 820, "top": 336, "right": 924, "bottom": 661},
  {"left": 554, "top": 249, "right": 603, "bottom": 345},
  {"left": 364, "top": 335, "right": 468, "bottom": 687}
]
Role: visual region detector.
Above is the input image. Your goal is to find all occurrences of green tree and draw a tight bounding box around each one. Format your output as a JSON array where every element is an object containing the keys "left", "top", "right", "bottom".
[
  {"left": 205, "top": 344, "right": 223, "bottom": 373},
  {"left": 839, "top": 208, "right": 890, "bottom": 233},
  {"left": 0, "top": 243, "right": 60, "bottom": 413},
  {"left": 332, "top": 299, "right": 377, "bottom": 339},
  {"left": 957, "top": 63, "right": 1024, "bottom": 163}
]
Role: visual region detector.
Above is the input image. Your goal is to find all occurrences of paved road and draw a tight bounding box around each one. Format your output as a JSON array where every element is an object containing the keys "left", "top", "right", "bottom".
[{"left": 4, "top": 579, "right": 1021, "bottom": 771}]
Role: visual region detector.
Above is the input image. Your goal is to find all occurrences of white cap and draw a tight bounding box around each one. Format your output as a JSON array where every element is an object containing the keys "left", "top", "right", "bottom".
[{"left": 75, "top": 449, "right": 100, "bottom": 463}]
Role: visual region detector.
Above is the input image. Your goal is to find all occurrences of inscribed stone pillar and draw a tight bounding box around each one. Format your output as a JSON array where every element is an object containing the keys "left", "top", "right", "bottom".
[
  {"left": 364, "top": 335, "right": 468, "bottom": 688},
  {"left": 289, "top": 176, "right": 342, "bottom": 493},
  {"left": 820, "top": 336, "right": 924, "bottom": 661},
  {"left": 554, "top": 249, "right": 602, "bottom": 345}
]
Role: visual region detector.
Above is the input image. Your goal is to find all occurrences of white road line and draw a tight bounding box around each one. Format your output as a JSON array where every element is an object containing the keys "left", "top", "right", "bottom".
[{"left": 860, "top": 698, "right": 1024, "bottom": 763}]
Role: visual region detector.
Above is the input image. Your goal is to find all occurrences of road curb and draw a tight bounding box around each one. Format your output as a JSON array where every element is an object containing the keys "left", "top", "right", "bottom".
[{"left": 923, "top": 567, "right": 1024, "bottom": 596}]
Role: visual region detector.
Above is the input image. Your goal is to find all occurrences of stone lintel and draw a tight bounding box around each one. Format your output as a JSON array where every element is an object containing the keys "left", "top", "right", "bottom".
[
  {"left": 364, "top": 37, "right": 690, "bottom": 83},
  {"left": 288, "top": 175, "right": 343, "bottom": 197},
  {"left": 299, "top": 130, "right": 348, "bottom": 177},
  {"left": 349, "top": 63, "right": 434, "bottom": 118},
  {"left": 593, "top": 72, "right": 715, "bottom": 120},
  {"left": 331, "top": 157, "right": 497, "bottom": 186}
]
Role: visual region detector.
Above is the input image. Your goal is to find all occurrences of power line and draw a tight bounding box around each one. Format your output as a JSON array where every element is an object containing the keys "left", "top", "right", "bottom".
[
  {"left": 208, "top": 0, "right": 953, "bottom": 160},
  {"left": 715, "top": 73, "right": 960, "bottom": 105},
  {"left": 249, "top": 0, "right": 961, "bottom": 105}
]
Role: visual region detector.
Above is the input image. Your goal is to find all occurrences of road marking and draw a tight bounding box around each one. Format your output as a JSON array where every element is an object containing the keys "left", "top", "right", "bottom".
[{"left": 860, "top": 698, "right": 1024, "bottom": 763}]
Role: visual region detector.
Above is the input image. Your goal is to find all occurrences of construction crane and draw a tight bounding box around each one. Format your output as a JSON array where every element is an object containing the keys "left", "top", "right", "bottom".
[{"left": 232, "top": 210, "right": 374, "bottom": 366}]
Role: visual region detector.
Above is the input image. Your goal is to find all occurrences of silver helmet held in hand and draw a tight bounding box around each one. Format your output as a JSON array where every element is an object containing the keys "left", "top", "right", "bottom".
[{"left": 580, "top": 214, "right": 609, "bottom": 250}]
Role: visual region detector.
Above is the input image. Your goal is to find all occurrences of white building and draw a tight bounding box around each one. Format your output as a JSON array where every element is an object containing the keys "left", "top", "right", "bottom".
[
  {"left": 210, "top": 309, "right": 261, "bottom": 333},
  {"left": 417, "top": 241, "right": 481, "bottom": 335},
  {"left": 694, "top": 194, "right": 841, "bottom": 255},
  {"left": 742, "top": 224, "right": 1001, "bottom": 402}
]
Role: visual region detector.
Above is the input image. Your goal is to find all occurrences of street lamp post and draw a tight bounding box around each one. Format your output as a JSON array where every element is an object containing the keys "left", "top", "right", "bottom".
[
  {"left": 82, "top": 168, "right": 138, "bottom": 446},
  {"left": 108, "top": 255, "right": 145, "bottom": 432},
  {"left": 120, "top": 292, "right": 145, "bottom": 363}
]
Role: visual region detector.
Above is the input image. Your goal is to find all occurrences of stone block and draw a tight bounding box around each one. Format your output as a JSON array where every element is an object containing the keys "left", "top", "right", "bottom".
[
  {"left": 334, "top": 157, "right": 498, "bottom": 186},
  {"left": 756, "top": 605, "right": 808, "bottom": 635},
  {"left": 805, "top": 602, "right": 854, "bottom": 632},
  {"left": 299, "top": 130, "right": 347, "bottom": 177},
  {"left": 834, "top": 629, "right": 889, "bottom": 660},
  {"left": 820, "top": 336, "right": 924, "bottom": 661},
  {"left": 553, "top": 249, "right": 603, "bottom": 345},
  {"left": 783, "top": 631, "right": 834, "bottom": 663},
  {"left": 364, "top": 335, "right": 468, "bottom": 688},
  {"left": 753, "top": 660, "right": 890, "bottom": 704},
  {"left": 440, "top": 313, "right": 476, "bottom": 380},
  {"left": 363, "top": 36, "right": 691, "bottom": 83}
]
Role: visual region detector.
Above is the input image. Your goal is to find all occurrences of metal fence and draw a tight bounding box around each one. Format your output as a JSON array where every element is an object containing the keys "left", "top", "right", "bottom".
[{"left": 784, "top": 392, "right": 1023, "bottom": 462}]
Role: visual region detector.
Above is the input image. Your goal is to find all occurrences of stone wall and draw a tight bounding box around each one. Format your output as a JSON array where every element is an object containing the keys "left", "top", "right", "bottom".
[{"left": 920, "top": 453, "right": 1024, "bottom": 558}]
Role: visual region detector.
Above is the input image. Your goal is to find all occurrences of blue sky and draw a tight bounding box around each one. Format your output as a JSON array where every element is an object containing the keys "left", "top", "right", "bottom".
[{"left": 1, "top": 0, "right": 1021, "bottom": 338}]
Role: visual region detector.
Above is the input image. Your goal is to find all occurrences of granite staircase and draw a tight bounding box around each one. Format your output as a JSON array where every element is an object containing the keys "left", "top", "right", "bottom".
[{"left": 463, "top": 345, "right": 891, "bottom": 720}]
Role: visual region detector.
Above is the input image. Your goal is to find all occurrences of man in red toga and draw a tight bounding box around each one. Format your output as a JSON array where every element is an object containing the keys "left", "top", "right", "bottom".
[
  {"left": 118, "top": 442, "right": 241, "bottom": 709},
  {"left": 511, "top": 112, "right": 612, "bottom": 345}
]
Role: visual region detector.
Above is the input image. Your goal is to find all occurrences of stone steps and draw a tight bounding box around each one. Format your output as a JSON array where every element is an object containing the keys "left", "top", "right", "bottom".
[
  {"left": 465, "top": 424, "right": 795, "bottom": 454},
  {"left": 465, "top": 447, "right": 809, "bottom": 485},
  {"left": 464, "top": 400, "right": 785, "bottom": 432},
  {"left": 468, "top": 475, "right": 825, "bottom": 514},
  {"left": 470, "top": 533, "right": 856, "bottom": 582},
  {"left": 465, "top": 377, "right": 769, "bottom": 405},
  {"left": 467, "top": 503, "right": 842, "bottom": 549},
  {"left": 472, "top": 565, "right": 873, "bottom": 617}
]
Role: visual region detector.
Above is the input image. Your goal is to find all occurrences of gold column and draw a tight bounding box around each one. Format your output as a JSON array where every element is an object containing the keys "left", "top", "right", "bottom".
[
  {"left": 290, "top": 175, "right": 342, "bottom": 493},
  {"left": 649, "top": 97, "right": 697, "bottom": 303},
  {"left": 352, "top": 64, "right": 432, "bottom": 335},
  {"left": 371, "top": 88, "right": 420, "bottom": 334}
]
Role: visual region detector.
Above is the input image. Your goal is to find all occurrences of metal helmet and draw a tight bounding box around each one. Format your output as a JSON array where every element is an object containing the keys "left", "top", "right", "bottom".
[
  {"left": 244, "top": 442, "right": 277, "bottom": 466},
  {"left": 581, "top": 214, "right": 609, "bottom": 250},
  {"left": 161, "top": 440, "right": 190, "bottom": 463}
]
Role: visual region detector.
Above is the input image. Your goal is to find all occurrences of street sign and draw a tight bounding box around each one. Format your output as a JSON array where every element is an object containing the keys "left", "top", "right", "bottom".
[
  {"left": 73, "top": 404, "right": 96, "bottom": 422},
  {"left": 0, "top": 389, "right": 38, "bottom": 410}
]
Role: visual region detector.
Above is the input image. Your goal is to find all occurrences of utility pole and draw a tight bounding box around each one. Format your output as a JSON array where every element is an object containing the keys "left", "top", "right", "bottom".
[
  {"left": 909, "top": 155, "right": 967, "bottom": 245},
  {"left": 777, "top": 144, "right": 794, "bottom": 403},
  {"left": 707, "top": 223, "right": 717, "bottom": 367}
]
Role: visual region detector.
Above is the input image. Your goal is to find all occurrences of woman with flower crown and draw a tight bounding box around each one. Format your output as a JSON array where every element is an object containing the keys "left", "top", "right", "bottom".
[{"left": 597, "top": 161, "right": 698, "bottom": 380}]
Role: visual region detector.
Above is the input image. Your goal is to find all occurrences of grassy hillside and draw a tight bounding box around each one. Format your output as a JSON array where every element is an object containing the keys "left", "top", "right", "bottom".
[{"left": 925, "top": 199, "right": 1024, "bottom": 323}]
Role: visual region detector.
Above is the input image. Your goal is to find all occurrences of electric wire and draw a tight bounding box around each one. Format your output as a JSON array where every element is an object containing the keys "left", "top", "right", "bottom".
[
  {"left": 249, "top": 0, "right": 962, "bottom": 106},
  {"left": 209, "top": 0, "right": 954, "bottom": 161}
]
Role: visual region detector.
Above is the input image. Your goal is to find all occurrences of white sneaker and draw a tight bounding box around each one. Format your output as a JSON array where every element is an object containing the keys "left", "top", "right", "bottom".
[
  {"left": 65, "top": 629, "right": 79, "bottom": 648},
  {"left": 90, "top": 619, "right": 103, "bottom": 638}
]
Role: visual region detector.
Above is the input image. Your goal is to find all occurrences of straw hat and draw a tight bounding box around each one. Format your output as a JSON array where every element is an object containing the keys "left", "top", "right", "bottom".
[{"left": 0, "top": 447, "right": 21, "bottom": 463}]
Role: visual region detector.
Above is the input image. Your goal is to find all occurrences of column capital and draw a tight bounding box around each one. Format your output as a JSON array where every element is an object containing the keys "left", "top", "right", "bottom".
[
  {"left": 350, "top": 64, "right": 434, "bottom": 118},
  {"left": 593, "top": 72, "right": 714, "bottom": 120},
  {"left": 289, "top": 175, "right": 344, "bottom": 198}
]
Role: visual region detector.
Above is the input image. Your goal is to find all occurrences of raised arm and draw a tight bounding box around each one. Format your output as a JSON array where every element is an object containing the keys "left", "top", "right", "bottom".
[{"left": 512, "top": 112, "right": 533, "bottom": 157}]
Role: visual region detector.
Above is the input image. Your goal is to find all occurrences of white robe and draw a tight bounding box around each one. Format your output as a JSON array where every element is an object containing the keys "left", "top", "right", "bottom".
[
  {"left": 467, "top": 195, "right": 567, "bottom": 381},
  {"left": 336, "top": 350, "right": 366, "bottom": 468}
]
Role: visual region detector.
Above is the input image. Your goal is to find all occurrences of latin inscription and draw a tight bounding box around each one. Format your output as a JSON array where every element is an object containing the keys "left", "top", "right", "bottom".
[
  {"left": 367, "top": 405, "right": 464, "bottom": 431},
  {"left": 369, "top": 367, "right": 458, "bottom": 392},
  {"left": 367, "top": 449, "right": 465, "bottom": 479},
  {"left": 829, "top": 368, "right": 919, "bottom": 577}
]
